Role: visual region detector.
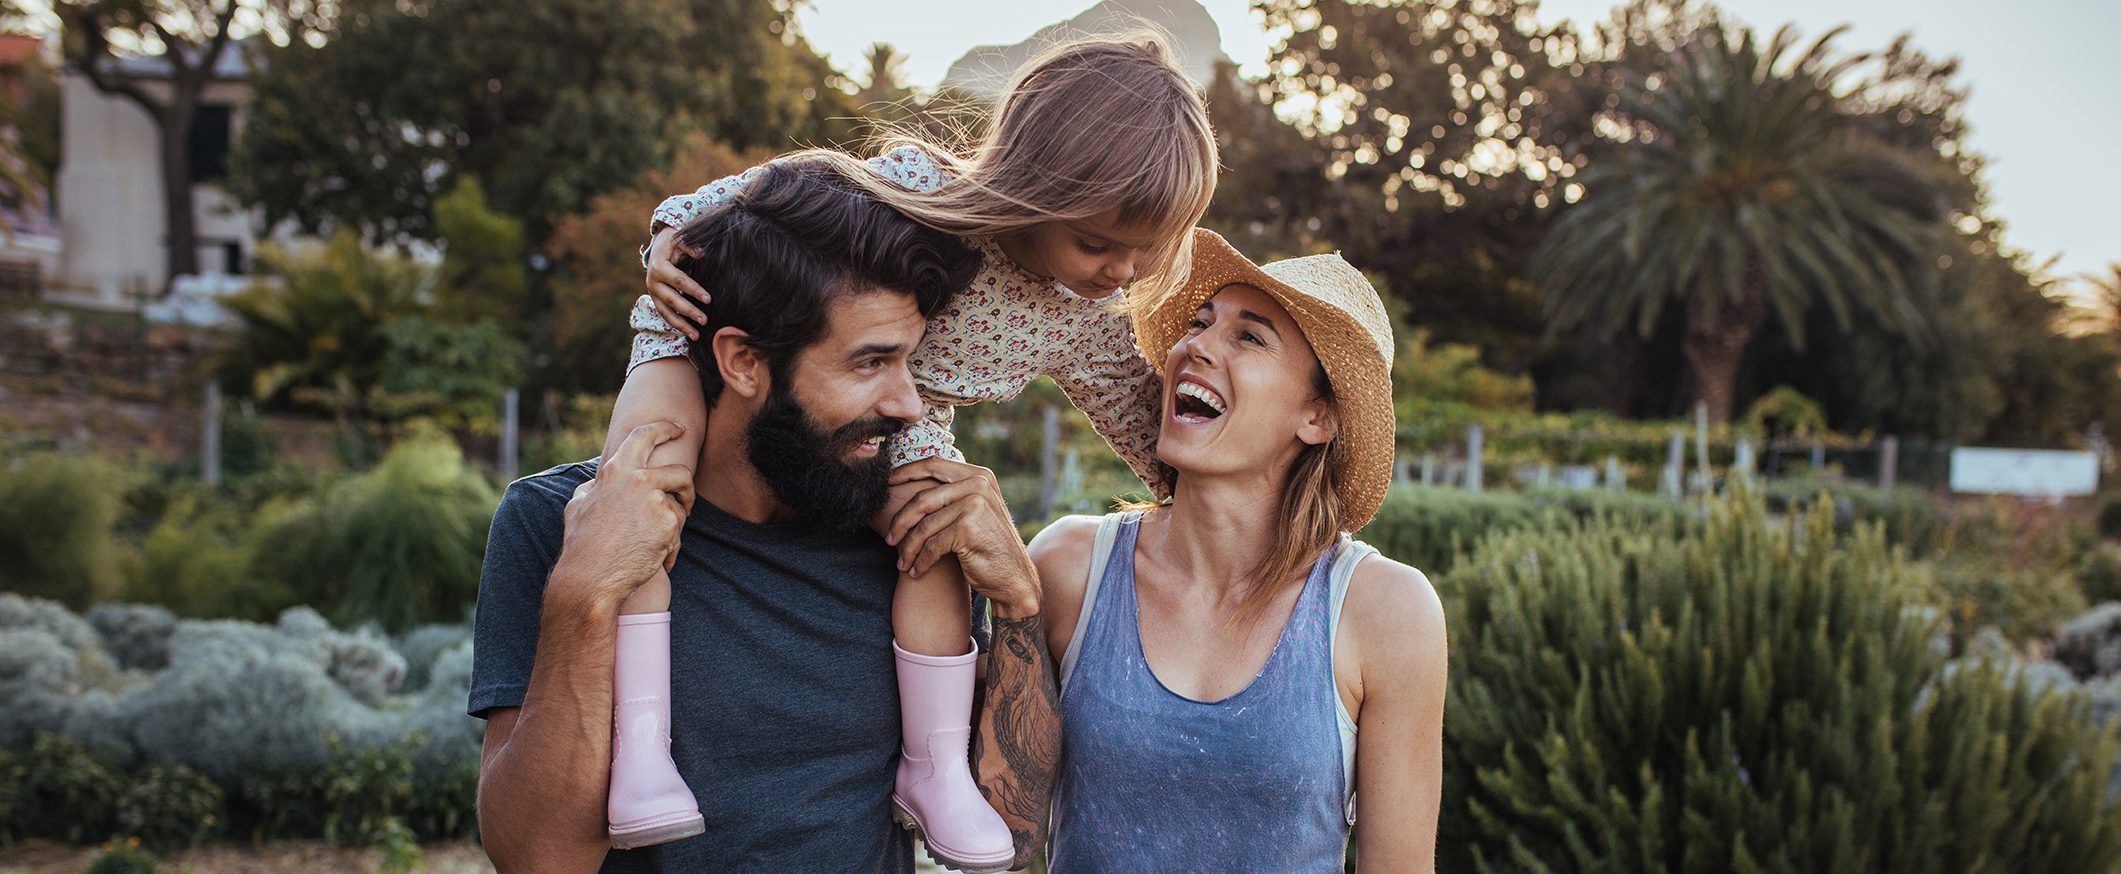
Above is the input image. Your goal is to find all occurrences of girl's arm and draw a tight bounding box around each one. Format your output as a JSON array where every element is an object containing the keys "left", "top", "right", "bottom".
[
  {"left": 603, "top": 357, "right": 706, "bottom": 508},
  {"left": 1052, "top": 320, "right": 1173, "bottom": 500},
  {"left": 642, "top": 147, "right": 950, "bottom": 332},
  {"left": 1343, "top": 558, "right": 1449, "bottom": 873}
]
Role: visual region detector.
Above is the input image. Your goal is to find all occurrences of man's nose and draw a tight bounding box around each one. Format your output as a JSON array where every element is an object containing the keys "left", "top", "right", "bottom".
[{"left": 878, "top": 364, "right": 923, "bottom": 423}]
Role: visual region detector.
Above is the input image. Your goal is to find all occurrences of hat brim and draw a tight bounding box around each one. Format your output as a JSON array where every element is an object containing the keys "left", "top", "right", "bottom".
[{"left": 1135, "top": 230, "right": 1395, "bottom": 532}]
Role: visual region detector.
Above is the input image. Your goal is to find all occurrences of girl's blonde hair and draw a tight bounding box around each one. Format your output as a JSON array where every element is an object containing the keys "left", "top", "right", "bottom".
[{"left": 785, "top": 32, "right": 1219, "bottom": 307}]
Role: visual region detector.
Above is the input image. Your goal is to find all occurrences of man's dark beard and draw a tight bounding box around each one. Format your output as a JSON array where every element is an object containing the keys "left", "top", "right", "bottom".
[{"left": 743, "top": 383, "right": 903, "bottom": 531}]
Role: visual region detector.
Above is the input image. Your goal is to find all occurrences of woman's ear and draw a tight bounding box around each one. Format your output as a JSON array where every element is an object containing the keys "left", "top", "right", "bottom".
[
  {"left": 1296, "top": 398, "right": 1339, "bottom": 447},
  {"left": 711, "top": 327, "right": 767, "bottom": 399}
]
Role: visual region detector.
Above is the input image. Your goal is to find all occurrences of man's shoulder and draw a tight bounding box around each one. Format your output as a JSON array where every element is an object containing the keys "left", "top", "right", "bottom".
[
  {"left": 504, "top": 460, "right": 597, "bottom": 503},
  {"left": 493, "top": 460, "right": 598, "bottom": 530}
]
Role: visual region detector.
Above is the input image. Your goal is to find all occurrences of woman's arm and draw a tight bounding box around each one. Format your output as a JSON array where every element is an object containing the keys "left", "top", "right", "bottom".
[
  {"left": 1027, "top": 515, "right": 1102, "bottom": 665},
  {"left": 1343, "top": 558, "right": 1449, "bottom": 874}
]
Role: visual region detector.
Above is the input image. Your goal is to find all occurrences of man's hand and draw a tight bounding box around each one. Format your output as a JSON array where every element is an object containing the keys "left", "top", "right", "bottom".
[
  {"left": 645, "top": 226, "right": 710, "bottom": 339},
  {"left": 553, "top": 421, "right": 694, "bottom": 608},
  {"left": 884, "top": 458, "right": 1039, "bottom": 616}
]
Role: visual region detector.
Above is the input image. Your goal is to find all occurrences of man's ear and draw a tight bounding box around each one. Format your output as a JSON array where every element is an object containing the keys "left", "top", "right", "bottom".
[
  {"left": 711, "top": 327, "right": 767, "bottom": 400},
  {"left": 1296, "top": 397, "right": 1339, "bottom": 447}
]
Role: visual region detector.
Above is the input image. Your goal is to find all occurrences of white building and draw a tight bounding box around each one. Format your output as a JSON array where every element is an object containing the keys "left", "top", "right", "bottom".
[{"left": 54, "top": 44, "right": 263, "bottom": 308}]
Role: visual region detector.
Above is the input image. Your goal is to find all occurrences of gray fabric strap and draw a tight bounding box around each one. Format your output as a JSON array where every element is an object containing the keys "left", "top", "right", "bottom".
[
  {"left": 1328, "top": 535, "right": 1377, "bottom": 824},
  {"left": 1058, "top": 512, "right": 1127, "bottom": 695}
]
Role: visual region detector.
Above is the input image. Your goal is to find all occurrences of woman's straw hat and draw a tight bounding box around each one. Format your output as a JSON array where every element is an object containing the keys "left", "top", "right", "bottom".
[{"left": 1135, "top": 228, "right": 1397, "bottom": 532}]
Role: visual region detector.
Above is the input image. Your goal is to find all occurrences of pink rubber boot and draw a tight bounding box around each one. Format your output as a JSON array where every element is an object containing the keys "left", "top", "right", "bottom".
[
  {"left": 607, "top": 612, "right": 705, "bottom": 849},
  {"left": 891, "top": 640, "right": 1014, "bottom": 873}
]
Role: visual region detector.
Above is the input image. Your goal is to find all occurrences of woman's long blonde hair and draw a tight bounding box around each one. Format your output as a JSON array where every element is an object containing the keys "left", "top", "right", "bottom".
[{"left": 784, "top": 32, "right": 1218, "bottom": 307}]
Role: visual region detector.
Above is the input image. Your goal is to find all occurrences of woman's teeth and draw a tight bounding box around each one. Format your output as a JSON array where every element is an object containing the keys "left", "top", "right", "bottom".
[{"left": 1176, "top": 382, "right": 1226, "bottom": 417}]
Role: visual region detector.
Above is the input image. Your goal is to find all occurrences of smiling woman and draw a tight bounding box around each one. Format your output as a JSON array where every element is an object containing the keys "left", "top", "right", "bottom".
[{"left": 1029, "top": 229, "right": 1447, "bottom": 873}]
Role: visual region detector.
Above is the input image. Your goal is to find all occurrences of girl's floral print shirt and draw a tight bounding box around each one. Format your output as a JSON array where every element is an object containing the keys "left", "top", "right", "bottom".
[{"left": 629, "top": 147, "right": 1171, "bottom": 498}]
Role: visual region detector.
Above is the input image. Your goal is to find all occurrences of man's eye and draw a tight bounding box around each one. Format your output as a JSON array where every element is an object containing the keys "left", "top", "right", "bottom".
[{"left": 859, "top": 358, "right": 885, "bottom": 371}]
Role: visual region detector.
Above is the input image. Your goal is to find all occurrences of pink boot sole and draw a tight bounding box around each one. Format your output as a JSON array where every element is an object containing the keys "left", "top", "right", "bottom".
[
  {"left": 609, "top": 810, "right": 706, "bottom": 850},
  {"left": 892, "top": 798, "right": 1013, "bottom": 874}
]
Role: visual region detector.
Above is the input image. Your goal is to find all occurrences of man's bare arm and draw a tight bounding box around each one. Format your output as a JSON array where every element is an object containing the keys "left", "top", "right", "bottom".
[
  {"left": 974, "top": 604, "right": 1062, "bottom": 868},
  {"left": 477, "top": 578, "right": 622, "bottom": 873},
  {"left": 885, "top": 458, "right": 1062, "bottom": 869},
  {"left": 476, "top": 423, "right": 693, "bottom": 873}
]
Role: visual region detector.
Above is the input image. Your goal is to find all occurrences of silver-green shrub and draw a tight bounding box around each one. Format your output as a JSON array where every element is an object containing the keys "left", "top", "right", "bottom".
[
  {"left": 395, "top": 623, "right": 472, "bottom": 692},
  {"left": 87, "top": 603, "right": 178, "bottom": 671}
]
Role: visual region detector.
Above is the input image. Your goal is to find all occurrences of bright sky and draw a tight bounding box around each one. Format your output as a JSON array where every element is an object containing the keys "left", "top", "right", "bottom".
[{"left": 795, "top": 0, "right": 2120, "bottom": 296}]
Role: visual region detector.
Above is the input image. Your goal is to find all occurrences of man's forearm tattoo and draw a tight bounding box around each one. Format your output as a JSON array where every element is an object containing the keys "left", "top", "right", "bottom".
[{"left": 974, "top": 612, "right": 1062, "bottom": 860}]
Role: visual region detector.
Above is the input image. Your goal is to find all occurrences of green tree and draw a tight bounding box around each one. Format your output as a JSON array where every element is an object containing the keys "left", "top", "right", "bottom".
[
  {"left": 1255, "top": 0, "right": 1589, "bottom": 380},
  {"left": 215, "top": 232, "right": 429, "bottom": 450},
  {"left": 215, "top": 228, "right": 523, "bottom": 455},
  {"left": 1533, "top": 22, "right": 1951, "bottom": 423},
  {"left": 429, "top": 176, "right": 527, "bottom": 327},
  {"left": 0, "top": 44, "right": 60, "bottom": 218},
  {"left": 49, "top": 0, "right": 326, "bottom": 283},
  {"left": 542, "top": 136, "right": 770, "bottom": 393},
  {"left": 229, "top": 0, "right": 861, "bottom": 243}
]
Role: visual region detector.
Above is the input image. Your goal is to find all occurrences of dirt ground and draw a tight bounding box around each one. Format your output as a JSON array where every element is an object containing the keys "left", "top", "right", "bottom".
[{"left": 0, "top": 840, "right": 495, "bottom": 874}]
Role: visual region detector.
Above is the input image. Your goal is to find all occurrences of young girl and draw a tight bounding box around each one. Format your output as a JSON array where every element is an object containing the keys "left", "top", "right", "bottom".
[{"left": 602, "top": 34, "right": 1216, "bottom": 870}]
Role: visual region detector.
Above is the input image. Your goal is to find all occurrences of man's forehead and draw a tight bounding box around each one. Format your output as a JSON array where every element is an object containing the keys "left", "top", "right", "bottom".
[{"left": 816, "top": 289, "right": 928, "bottom": 349}]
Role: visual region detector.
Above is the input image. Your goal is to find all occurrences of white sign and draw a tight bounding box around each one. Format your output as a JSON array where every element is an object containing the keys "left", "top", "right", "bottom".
[{"left": 1949, "top": 448, "right": 2100, "bottom": 497}]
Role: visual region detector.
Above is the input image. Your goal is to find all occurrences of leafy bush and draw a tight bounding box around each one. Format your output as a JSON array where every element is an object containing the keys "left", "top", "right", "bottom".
[
  {"left": 1363, "top": 485, "right": 1686, "bottom": 575},
  {"left": 82, "top": 841, "right": 158, "bottom": 874},
  {"left": 0, "top": 746, "right": 25, "bottom": 844},
  {"left": 130, "top": 493, "right": 290, "bottom": 621},
  {"left": 1438, "top": 493, "right": 2121, "bottom": 872},
  {"left": 1763, "top": 477, "right": 1949, "bottom": 555},
  {"left": 2084, "top": 544, "right": 2121, "bottom": 606},
  {"left": 249, "top": 436, "right": 496, "bottom": 632},
  {"left": 115, "top": 761, "right": 224, "bottom": 850},
  {"left": 1363, "top": 486, "right": 1551, "bottom": 575},
  {"left": 0, "top": 595, "right": 483, "bottom": 845},
  {"left": 0, "top": 453, "right": 130, "bottom": 608},
  {"left": 1930, "top": 559, "right": 2089, "bottom": 645},
  {"left": 15, "top": 733, "right": 125, "bottom": 844},
  {"left": 2099, "top": 495, "right": 2121, "bottom": 542},
  {"left": 86, "top": 603, "right": 178, "bottom": 672},
  {"left": 395, "top": 623, "right": 472, "bottom": 693}
]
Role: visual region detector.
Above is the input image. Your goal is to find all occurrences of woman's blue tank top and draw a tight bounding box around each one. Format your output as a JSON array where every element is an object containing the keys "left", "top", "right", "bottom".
[{"left": 1049, "top": 512, "right": 1350, "bottom": 872}]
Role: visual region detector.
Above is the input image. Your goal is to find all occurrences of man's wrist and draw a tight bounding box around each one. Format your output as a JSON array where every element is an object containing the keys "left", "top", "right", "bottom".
[{"left": 544, "top": 557, "right": 627, "bottom": 621}]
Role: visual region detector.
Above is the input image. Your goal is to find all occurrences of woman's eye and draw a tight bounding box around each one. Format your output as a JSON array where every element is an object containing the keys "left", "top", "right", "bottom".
[
  {"left": 1241, "top": 331, "right": 1264, "bottom": 346},
  {"left": 1186, "top": 317, "right": 1207, "bottom": 332}
]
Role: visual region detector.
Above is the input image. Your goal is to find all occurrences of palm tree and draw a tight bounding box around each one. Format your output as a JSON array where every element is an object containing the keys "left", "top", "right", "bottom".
[
  {"left": 856, "top": 42, "right": 910, "bottom": 107},
  {"left": 1534, "top": 23, "right": 1950, "bottom": 423}
]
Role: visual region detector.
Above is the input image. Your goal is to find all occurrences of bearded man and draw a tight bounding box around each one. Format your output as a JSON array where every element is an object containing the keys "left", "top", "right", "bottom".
[{"left": 468, "top": 161, "right": 1059, "bottom": 873}]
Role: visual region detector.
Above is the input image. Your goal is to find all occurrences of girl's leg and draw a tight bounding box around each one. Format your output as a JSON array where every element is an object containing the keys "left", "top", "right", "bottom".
[
  {"left": 602, "top": 359, "right": 706, "bottom": 849},
  {"left": 880, "top": 483, "right": 1013, "bottom": 871}
]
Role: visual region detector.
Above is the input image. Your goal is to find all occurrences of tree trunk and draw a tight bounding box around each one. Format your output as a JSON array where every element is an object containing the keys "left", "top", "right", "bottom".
[
  {"left": 157, "top": 107, "right": 199, "bottom": 285},
  {"left": 1682, "top": 286, "right": 1768, "bottom": 425}
]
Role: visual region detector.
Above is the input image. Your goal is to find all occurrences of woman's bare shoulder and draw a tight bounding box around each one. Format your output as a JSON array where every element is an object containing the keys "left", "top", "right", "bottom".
[
  {"left": 1029, "top": 514, "right": 1109, "bottom": 659},
  {"left": 1343, "top": 551, "right": 1447, "bottom": 674}
]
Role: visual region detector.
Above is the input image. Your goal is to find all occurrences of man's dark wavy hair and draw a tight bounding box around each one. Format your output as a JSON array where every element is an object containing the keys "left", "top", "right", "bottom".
[{"left": 674, "top": 158, "right": 980, "bottom": 406}]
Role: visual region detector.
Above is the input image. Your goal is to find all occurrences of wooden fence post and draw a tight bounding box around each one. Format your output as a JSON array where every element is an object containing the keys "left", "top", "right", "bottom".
[
  {"left": 202, "top": 381, "right": 221, "bottom": 487},
  {"left": 500, "top": 388, "right": 519, "bottom": 483},
  {"left": 1466, "top": 424, "right": 1484, "bottom": 493},
  {"left": 1879, "top": 435, "right": 1899, "bottom": 491}
]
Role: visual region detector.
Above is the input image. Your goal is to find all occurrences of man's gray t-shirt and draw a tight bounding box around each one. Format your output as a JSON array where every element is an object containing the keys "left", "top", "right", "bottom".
[{"left": 468, "top": 461, "right": 913, "bottom": 873}]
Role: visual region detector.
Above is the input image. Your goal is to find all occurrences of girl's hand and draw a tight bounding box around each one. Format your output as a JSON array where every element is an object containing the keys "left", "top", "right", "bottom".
[{"left": 645, "top": 226, "right": 711, "bottom": 339}]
